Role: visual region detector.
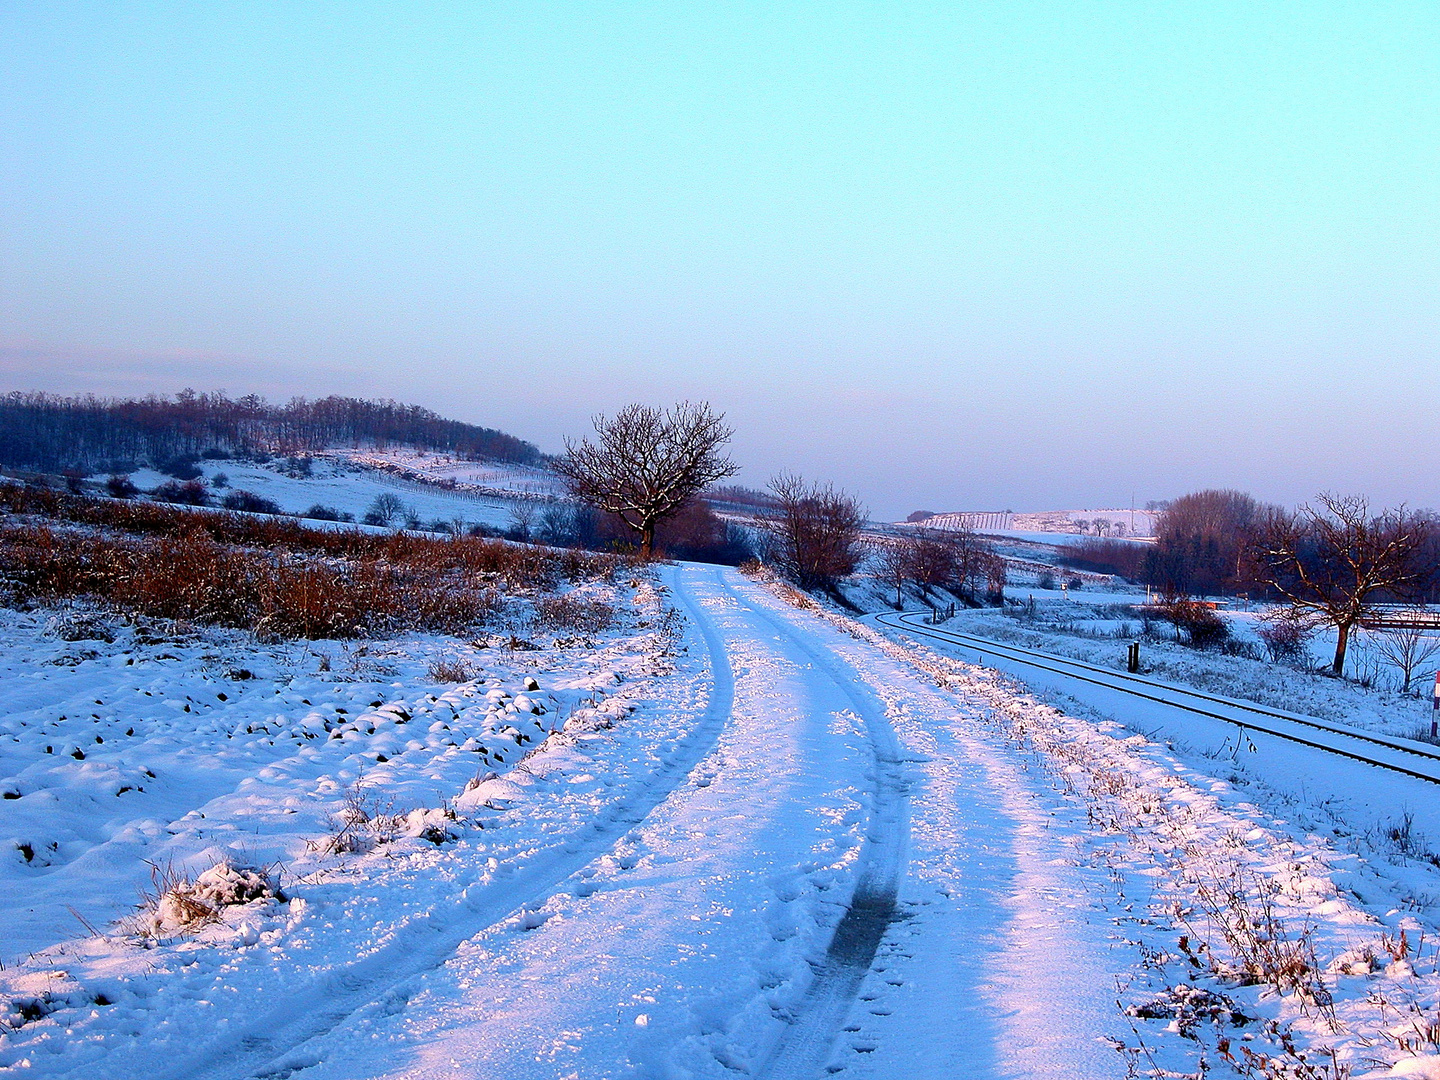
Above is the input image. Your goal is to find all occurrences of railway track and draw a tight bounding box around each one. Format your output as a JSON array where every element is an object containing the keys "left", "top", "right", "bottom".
[{"left": 873, "top": 611, "right": 1440, "bottom": 786}]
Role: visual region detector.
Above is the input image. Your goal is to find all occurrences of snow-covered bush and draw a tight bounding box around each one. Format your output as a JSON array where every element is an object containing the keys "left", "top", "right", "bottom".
[
  {"left": 315, "top": 784, "right": 459, "bottom": 855},
  {"left": 136, "top": 860, "right": 284, "bottom": 937}
]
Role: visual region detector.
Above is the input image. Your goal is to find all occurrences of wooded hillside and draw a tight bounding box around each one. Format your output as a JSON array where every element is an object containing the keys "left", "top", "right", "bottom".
[{"left": 0, "top": 390, "right": 540, "bottom": 472}]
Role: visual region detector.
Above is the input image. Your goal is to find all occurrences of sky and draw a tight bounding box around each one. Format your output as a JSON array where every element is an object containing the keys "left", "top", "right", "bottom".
[{"left": 2, "top": 3, "right": 1437, "bottom": 520}]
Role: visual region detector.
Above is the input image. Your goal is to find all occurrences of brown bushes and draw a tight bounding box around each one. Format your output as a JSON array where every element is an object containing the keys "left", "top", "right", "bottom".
[
  {"left": 0, "top": 521, "right": 506, "bottom": 639},
  {"left": 533, "top": 593, "right": 616, "bottom": 634},
  {"left": 0, "top": 483, "right": 629, "bottom": 638},
  {"left": 0, "top": 483, "right": 620, "bottom": 589}
]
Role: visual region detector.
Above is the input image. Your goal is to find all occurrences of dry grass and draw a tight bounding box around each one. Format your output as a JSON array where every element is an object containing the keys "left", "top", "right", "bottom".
[
  {"left": 1177, "top": 861, "right": 1331, "bottom": 1009},
  {"left": 0, "top": 482, "right": 627, "bottom": 638},
  {"left": 533, "top": 593, "right": 616, "bottom": 634},
  {"left": 0, "top": 482, "right": 622, "bottom": 589},
  {"left": 428, "top": 658, "right": 478, "bottom": 682},
  {"left": 312, "top": 783, "right": 457, "bottom": 855},
  {"left": 134, "top": 860, "right": 284, "bottom": 937}
]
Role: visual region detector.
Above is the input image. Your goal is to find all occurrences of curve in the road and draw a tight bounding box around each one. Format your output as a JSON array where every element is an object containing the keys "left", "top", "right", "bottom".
[
  {"left": 157, "top": 564, "right": 738, "bottom": 1080},
  {"left": 875, "top": 611, "right": 1440, "bottom": 786}
]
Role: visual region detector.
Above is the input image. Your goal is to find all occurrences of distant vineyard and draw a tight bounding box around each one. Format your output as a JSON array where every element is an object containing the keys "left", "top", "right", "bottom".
[{"left": 0, "top": 390, "right": 541, "bottom": 473}]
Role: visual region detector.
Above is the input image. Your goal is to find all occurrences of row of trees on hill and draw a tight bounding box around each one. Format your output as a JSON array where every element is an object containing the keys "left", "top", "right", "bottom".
[{"left": 0, "top": 390, "right": 541, "bottom": 473}]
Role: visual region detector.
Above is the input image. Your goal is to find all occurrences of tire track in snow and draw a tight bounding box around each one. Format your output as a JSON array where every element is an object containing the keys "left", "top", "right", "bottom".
[
  {"left": 155, "top": 564, "right": 735, "bottom": 1080},
  {"left": 724, "top": 586, "right": 910, "bottom": 1080}
]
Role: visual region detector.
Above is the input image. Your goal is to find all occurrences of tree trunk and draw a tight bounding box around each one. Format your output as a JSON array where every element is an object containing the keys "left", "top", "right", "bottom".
[
  {"left": 640, "top": 522, "right": 655, "bottom": 560},
  {"left": 1333, "top": 620, "right": 1350, "bottom": 676}
]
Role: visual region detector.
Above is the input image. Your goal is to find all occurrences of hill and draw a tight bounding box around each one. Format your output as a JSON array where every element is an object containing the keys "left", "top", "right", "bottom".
[{"left": 0, "top": 390, "right": 541, "bottom": 473}]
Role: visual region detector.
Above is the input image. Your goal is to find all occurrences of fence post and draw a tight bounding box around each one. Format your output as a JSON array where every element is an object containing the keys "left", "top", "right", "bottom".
[{"left": 1432, "top": 670, "right": 1439, "bottom": 739}]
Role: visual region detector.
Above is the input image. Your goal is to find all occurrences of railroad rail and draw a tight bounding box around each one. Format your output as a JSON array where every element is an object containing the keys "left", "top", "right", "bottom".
[{"left": 873, "top": 610, "right": 1440, "bottom": 786}]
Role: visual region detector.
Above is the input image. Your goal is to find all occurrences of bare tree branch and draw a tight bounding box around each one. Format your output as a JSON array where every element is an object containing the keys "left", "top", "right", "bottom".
[
  {"left": 764, "top": 473, "right": 866, "bottom": 592},
  {"left": 1252, "top": 494, "right": 1433, "bottom": 676},
  {"left": 553, "top": 401, "right": 738, "bottom": 558}
]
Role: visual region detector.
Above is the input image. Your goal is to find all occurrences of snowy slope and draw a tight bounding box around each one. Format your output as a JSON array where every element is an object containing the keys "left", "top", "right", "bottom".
[{"left": 131, "top": 456, "right": 524, "bottom": 530}]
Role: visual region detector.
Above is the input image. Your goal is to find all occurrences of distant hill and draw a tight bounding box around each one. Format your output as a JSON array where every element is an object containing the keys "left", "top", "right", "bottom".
[{"left": 0, "top": 390, "right": 541, "bottom": 473}]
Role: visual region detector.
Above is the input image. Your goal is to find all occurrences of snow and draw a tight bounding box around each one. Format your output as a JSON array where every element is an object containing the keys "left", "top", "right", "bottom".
[
  {"left": 987, "top": 529, "right": 1152, "bottom": 548},
  {"left": 8, "top": 561, "right": 1440, "bottom": 1076},
  {"left": 130, "top": 455, "right": 527, "bottom": 530},
  {"left": 338, "top": 447, "right": 569, "bottom": 499}
]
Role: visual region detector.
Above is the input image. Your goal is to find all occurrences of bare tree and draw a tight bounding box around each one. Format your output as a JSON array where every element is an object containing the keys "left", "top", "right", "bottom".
[
  {"left": 908, "top": 529, "right": 959, "bottom": 594},
  {"left": 364, "top": 491, "right": 405, "bottom": 527},
  {"left": 1253, "top": 494, "right": 1433, "bottom": 676},
  {"left": 765, "top": 473, "right": 865, "bottom": 592},
  {"left": 981, "top": 549, "right": 1008, "bottom": 602},
  {"left": 506, "top": 501, "right": 536, "bottom": 542},
  {"left": 875, "top": 540, "right": 913, "bottom": 609},
  {"left": 554, "top": 402, "right": 738, "bottom": 559},
  {"left": 1147, "top": 489, "right": 1272, "bottom": 596},
  {"left": 1370, "top": 621, "right": 1440, "bottom": 695}
]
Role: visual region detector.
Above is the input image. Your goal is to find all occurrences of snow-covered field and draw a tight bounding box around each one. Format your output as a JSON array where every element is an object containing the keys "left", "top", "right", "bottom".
[
  {"left": 339, "top": 448, "right": 568, "bottom": 499},
  {"left": 128, "top": 456, "right": 525, "bottom": 532},
  {"left": 985, "top": 529, "right": 1152, "bottom": 548},
  {"left": 6, "top": 559, "right": 1440, "bottom": 1076},
  {"left": 902, "top": 509, "right": 1157, "bottom": 539}
]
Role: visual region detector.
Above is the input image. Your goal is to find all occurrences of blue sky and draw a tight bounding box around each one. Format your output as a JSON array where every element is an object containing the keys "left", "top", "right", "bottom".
[{"left": 2, "top": 3, "right": 1437, "bottom": 518}]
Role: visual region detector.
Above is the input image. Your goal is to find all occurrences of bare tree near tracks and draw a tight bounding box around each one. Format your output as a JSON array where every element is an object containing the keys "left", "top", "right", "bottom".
[
  {"left": 554, "top": 401, "right": 738, "bottom": 559},
  {"left": 1253, "top": 493, "right": 1434, "bottom": 677},
  {"left": 1371, "top": 620, "right": 1440, "bottom": 695}
]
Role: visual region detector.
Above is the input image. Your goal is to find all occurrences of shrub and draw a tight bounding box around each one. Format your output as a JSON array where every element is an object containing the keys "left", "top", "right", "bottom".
[
  {"left": 161, "top": 455, "right": 203, "bottom": 481},
  {"left": 534, "top": 593, "right": 615, "bottom": 634},
  {"left": 222, "top": 490, "right": 284, "bottom": 515},
  {"left": 365, "top": 492, "right": 404, "bottom": 527},
  {"left": 105, "top": 474, "right": 138, "bottom": 499},
  {"left": 428, "top": 658, "right": 477, "bottom": 682},
  {"left": 1258, "top": 610, "right": 1316, "bottom": 664},
  {"left": 1156, "top": 595, "right": 1231, "bottom": 649},
  {"left": 152, "top": 479, "right": 211, "bottom": 506},
  {"left": 303, "top": 504, "right": 349, "bottom": 522}
]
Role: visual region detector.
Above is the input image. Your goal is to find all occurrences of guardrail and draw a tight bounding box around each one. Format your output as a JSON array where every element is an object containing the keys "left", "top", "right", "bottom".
[{"left": 1359, "top": 610, "right": 1440, "bottom": 631}]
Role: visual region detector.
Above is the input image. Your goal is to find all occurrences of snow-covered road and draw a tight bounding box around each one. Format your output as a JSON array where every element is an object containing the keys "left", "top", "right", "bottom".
[
  {"left": 270, "top": 565, "right": 1125, "bottom": 1078},
  {"left": 3, "top": 566, "right": 1138, "bottom": 1078}
]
